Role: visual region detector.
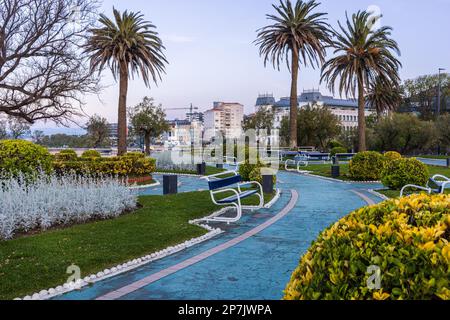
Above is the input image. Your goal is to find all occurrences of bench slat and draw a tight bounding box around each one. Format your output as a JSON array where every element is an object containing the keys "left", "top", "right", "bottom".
[
  {"left": 208, "top": 175, "right": 242, "bottom": 190},
  {"left": 217, "top": 190, "right": 259, "bottom": 204}
]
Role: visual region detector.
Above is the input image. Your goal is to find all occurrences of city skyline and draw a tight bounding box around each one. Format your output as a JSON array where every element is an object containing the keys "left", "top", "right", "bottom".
[{"left": 32, "top": 0, "right": 450, "bottom": 133}]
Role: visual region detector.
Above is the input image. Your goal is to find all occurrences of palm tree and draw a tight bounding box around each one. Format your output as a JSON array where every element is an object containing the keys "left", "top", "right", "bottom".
[
  {"left": 321, "top": 11, "right": 401, "bottom": 151},
  {"left": 366, "top": 77, "right": 402, "bottom": 116},
  {"left": 255, "top": 0, "right": 331, "bottom": 149},
  {"left": 85, "top": 8, "right": 167, "bottom": 155}
]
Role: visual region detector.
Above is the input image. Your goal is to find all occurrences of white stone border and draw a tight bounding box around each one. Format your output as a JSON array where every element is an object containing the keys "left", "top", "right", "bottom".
[
  {"left": 128, "top": 180, "right": 161, "bottom": 190},
  {"left": 265, "top": 188, "right": 281, "bottom": 209},
  {"left": 153, "top": 172, "right": 202, "bottom": 177},
  {"left": 16, "top": 217, "right": 225, "bottom": 301},
  {"left": 367, "top": 189, "right": 390, "bottom": 201}
]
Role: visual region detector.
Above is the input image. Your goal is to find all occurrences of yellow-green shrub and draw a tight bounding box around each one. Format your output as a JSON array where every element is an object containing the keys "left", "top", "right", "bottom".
[
  {"left": 330, "top": 147, "right": 347, "bottom": 156},
  {"left": 54, "top": 149, "right": 78, "bottom": 161},
  {"left": 53, "top": 156, "right": 155, "bottom": 177},
  {"left": 349, "top": 151, "right": 385, "bottom": 181},
  {"left": 381, "top": 158, "right": 429, "bottom": 190},
  {"left": 384, "top": 151, "right": 402, "bottom": 162},
  {"left": 81, "top": 150, "right": 101, "bottom": 158},
  {"left": 0, "top": 140, "right": 52, "bottom": 176},
  {"left": 284, "top": 194, "right": 450, "bottom": 300}
]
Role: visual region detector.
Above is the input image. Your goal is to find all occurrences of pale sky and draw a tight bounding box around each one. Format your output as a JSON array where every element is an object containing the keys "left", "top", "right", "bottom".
[{"left": 33, "top": 0, "right": 450, "bottom": 132}]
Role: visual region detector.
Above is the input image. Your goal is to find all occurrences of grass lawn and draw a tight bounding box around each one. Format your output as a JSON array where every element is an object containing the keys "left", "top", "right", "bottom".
[
  {"left": 414, "top": 155, "right": 449, "bottom": 160},
  {"left": 376, "top": 189, "right": 450, "bottom": 199},
  {"left": 0, "top": 190, "right": 275, "bottom": 300}
]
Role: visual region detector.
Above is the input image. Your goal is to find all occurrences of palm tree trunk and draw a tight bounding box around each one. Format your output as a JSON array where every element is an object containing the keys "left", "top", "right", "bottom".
[
  {"left": 289, "top": 47, "right": 299, "bottom": 150},
  {"left": 357, "top": 74, "right": 367, "bottom": 152},
  {"left": 144, "top": 132, "right": 151, "bottom": 156},
  {"left": 117, "top": 63, "right": 129, "bottom": 156}
]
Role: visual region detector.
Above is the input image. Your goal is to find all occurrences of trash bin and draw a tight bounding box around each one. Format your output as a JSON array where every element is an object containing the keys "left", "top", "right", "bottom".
[
  {"left": 262, "top": 175, "right": 274, "bottom": 194},
  {"left": 197, "top": 162, "right": 206, "bottom": 175},
  {"left": 331, "top": 165, "right": 340, "bottom": 178}
]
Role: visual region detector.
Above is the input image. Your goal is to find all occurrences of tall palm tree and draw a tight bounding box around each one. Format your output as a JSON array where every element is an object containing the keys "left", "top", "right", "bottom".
[
  {"left": 85, "top": 8, "right": 167, "bottom": 155},
  {"left": 366, "top": 77, "right": 402, "bottom": 116},
  {"left": 321, "top": 11, "right": 401, "bottom": 151},
  {"left": 255, "top": 0, "right": 331, "bottom": 149}
]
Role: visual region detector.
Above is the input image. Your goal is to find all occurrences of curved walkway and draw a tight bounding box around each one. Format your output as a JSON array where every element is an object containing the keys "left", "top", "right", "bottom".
[{"left": 57, "top": 171, "right": 384, "bottom": 300}]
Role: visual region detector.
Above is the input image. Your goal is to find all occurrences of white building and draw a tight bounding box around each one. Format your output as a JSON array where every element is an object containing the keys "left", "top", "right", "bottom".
[
  {"left": 164, "top": 119, "right": 203, "bottom": 147},
  {"left": 204, "top": 102, "right": 244, "bottom": 141},
  {"left": 255, "top": 90, "right": 375, "bottom": 130}
]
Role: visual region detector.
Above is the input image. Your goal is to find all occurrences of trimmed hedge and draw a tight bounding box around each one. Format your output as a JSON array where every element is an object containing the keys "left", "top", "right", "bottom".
[
  {"left": 384, "top": 151, "right": 402, "bottom": 162},
  {"left": 331, "top": 147, "right": 347, "bottom": 157},
  {"left": 0, "top": 140, "right": 52, "bottom": 176},
  {"left": 381, "top": 158, "right": 429, "bottom": 190},
  {"left": 53, "top": 155, "right": 156, "bottom": 177},
  {"left": 349, "top": 151, "right": 385, "bottom": 181},
  {"left": 54, "top": 149, "right": 78, "bottom": 161},
  {"left": 284, "top": 193, "right": 450, "bottom": 300},
  {"left": 81, "top": 150, "right": 101, "bottom": 158}
]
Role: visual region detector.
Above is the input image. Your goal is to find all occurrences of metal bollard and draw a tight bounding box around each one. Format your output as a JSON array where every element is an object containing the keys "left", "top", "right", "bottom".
[{"left": 163, "top": 175, "right": 178, "bottom": 195}]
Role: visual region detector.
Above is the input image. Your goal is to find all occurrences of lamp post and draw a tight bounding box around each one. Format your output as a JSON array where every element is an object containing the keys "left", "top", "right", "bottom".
[{"left": 437, "top": 68, "right": 446, "bottom": 116}]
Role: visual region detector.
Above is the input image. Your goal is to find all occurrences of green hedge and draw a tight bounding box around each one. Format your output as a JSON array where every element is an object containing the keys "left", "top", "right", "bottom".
[
  {"left": 54, "top": 149, "right": 78, "bottom": 161},
  {"left": 331, "top": 147, "right": 347, "bottom": 157},
  {"left": 53, "top": 156, "right": 156, "bottom": 177},
  {"left": 81, "top": 150, "right": 101, "bottom": 158},
  {"left": 381, "top": 158, "right": 429, "bottom": 190},
  {"left": 349, "top": 151, "right": 385, "bottom": 181},
  {"left": 0, "top": 140, "right": 52, "bottom": 176},
  {"left": 284, "top": 193, "right": 450, "bottom": 300}
]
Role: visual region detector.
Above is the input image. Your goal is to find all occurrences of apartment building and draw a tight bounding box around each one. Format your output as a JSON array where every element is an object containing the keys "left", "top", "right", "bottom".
[{"left": 204, "top": 102, "right": 244, "bottom": 141}]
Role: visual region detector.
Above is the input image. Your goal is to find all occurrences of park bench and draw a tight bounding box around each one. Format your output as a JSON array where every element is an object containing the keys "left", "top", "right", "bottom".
[
  {"left": 204, "top": 171, "right": 264, "bottom": 223},
  {"left": 400, "top": 174, "right": 450, "bottom": 197}
]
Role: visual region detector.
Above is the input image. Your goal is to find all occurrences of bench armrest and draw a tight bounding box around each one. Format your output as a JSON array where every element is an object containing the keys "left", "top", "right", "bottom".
[
  {"left": 238, "top": 181, "right": 263, "bottom": 195},
  {"left": 400, "top": 185, "right": 432, "bottom": 197},
  {"left": 210, "top": 188, "right": 241, "bottom": 205},
  {"left": 431, "top": 174, "right": 450, "bottom": 181}
]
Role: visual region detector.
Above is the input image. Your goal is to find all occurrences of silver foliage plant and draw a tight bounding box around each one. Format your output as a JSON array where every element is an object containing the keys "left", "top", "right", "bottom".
[{"left": 0, "top": 173, "right": 137, "bottom": 240}]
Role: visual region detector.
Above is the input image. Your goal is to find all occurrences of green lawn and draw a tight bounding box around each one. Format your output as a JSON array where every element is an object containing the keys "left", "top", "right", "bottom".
[
  {"left": 376, "top": 189, "right": 450, "bottom": 199},
  {"left": 0, "top": 190, "right": 274, "bottom": 300},
  {"left": 298, "top": 163, "right": 450, "bottom": 182},
  {"left": 414, "top": 155, "right": 449, "bottom": 160}
]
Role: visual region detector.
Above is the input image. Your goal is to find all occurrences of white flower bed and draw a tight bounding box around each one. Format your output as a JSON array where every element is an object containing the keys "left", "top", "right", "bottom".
[{"left": 0, "top": 174, "right": 137, "bottom": 240}]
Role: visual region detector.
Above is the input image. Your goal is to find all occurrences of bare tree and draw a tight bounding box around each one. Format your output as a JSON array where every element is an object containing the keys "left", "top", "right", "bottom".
[
  {"left": 8, "top": 115, "right": 30, "bottom": 139},
  {"left": 0, "top": 0, "right": 100, "bottom": 124}
]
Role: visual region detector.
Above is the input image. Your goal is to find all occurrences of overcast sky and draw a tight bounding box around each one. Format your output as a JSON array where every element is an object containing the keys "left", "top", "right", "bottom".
[{"left": 33, "top": 0, "right": 450, "bottom": 132}]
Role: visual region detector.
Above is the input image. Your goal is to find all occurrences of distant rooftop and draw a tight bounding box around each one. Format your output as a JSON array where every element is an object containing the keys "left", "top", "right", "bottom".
[{"left": 256, "top": 90, "right": 360, "bottom": 109}]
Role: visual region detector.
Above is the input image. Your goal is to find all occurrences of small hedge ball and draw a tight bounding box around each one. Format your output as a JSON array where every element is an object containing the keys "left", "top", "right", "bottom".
[
  {"left": 381, "top": 158, "right": 429, "bottom": 190},
  {"left": 384, "top": 151, "right": 402, "bottom": 162},
  {"left": 349, "top": 151, "right": 385, "bottom": 181},
  {"left": 330, "top": 147, "right": 347, "bottom": 157},
  {"left": 55, "top": 149, "right": 78, "bottom": 161},
  {"left": 284, "top": 193, "right": 450, "bottom": 300},
  {"left": 0, "top": 140, "right": 52, "bottom": 176},
  {"left": 81, "top": 150, "right": 101, "bottom": 158}
]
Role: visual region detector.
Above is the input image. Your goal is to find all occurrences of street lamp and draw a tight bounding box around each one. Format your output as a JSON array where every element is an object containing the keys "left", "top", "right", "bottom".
[{"left": 437, "top": 68, "right": 446, "bottom": 116}]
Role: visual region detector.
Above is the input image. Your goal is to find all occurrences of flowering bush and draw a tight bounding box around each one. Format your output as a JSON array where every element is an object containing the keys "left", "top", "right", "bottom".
[
  {"left": 0, "top": 140, "right": 52, "bottom": 177},
  {"left": 349, "top": 151, "right": 385, "bottom": 181},
  {"left": 284, "top": 194, "right": 450, "bottom": 300},
  {"left": 381, "top": 158, "right": 429, "bottom": 190},
  {"left": 0, "top": 173, "right": 137, "bottom": 240}
]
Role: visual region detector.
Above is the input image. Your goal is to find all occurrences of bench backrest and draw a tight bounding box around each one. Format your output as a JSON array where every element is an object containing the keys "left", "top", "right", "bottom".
[{"left": 208, "top": 175, "right": 242, "bottom": 191}]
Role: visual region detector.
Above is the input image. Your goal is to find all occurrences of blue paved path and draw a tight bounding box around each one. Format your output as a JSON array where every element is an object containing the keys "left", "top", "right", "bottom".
[{"left": 57, "top": 172, "right": 383, "bottom": 300}]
